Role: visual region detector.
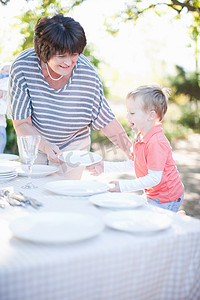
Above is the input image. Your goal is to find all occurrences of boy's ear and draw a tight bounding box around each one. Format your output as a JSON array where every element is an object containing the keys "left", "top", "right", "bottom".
[{"left": 149, "top": 110, "right": 158, "bottom": 121}]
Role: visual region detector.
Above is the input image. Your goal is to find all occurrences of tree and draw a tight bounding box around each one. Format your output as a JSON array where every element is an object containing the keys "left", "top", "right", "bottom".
[
  {"left": 168, "top": 65, "right": 200, "bottom": 130},
  {"left": 188, "top": 11, "right": 200, "bottom": 73},
  {"left": 0, "top": 0, "right": 85, "bottom": 5},
  {"left": 106, "top": 0, "right": 200, "bottom": 73},
  {"left": 170, "top": 65, "right": 200, "bottom": 99},
  {"left": 106, "top": 1, "right": 200, "bottom": 26},
  {"left": 105, "top": 0, "right": 200, "bottom": 133}
]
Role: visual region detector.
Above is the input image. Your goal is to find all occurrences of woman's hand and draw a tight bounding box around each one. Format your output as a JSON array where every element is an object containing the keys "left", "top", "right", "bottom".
[
  {"left": 13, "top": 117, "right": 63, "bottom": 165},
  {"left": 109, "top": 181, "right": 120, "bottom": 192},
  {"left": 45, "top": 143, "right": 63, "bottom": 165},
  {"left": 88, "top": 161, "right": 104, "bottom": 176}
]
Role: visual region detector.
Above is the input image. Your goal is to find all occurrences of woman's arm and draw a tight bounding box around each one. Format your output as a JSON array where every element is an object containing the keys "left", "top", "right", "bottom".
[
  {"left": 100, "top": 118, "right": 132, "bottom": 158},
  {"left": 13, "top": 117, "right": 62, "bottom": 164}
]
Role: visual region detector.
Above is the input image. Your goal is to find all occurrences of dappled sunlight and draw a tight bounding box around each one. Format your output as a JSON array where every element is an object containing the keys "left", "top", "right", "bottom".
[
  {"left": 173, "top": 134, "right": 200, "bottom": 166},
  {"left": 173, "top": 150, "right": 200, "bottom": 165}
]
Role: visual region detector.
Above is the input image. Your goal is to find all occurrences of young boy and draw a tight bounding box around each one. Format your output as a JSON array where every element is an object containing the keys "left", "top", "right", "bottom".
[{"left": 89, "top": 85, "right": 184, "bottom": 213}]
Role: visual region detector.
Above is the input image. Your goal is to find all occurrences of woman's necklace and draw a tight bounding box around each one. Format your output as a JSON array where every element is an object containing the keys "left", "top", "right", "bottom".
[{"left": 45, "top": 63, "right": 64, "bottom": 81}]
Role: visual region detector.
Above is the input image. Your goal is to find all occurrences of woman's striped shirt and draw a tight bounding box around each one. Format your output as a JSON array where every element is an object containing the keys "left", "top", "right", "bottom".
[{"left": 8, "top": 48, "right": 115, "bottom": 149}]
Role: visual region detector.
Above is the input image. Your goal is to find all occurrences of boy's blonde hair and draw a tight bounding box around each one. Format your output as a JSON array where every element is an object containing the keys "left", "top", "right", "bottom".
[{"left": 127, "top": 85, "right": 170, "bottom": 121}]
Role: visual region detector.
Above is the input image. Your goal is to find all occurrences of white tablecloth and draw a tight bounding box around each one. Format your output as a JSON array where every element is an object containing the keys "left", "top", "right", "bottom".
[{"left": 0, "top": 174, "right": 200, "bottom": 300}]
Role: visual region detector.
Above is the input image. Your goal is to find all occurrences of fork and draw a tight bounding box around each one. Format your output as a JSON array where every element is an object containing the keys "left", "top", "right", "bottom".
[{"left": 2, "top": 190, "right": 43, "bottom": 209}]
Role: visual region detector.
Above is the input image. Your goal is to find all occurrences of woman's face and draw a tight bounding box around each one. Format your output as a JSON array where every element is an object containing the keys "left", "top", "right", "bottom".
[{"left": 47, "top": 52, "right": 79, "bottom": 76}]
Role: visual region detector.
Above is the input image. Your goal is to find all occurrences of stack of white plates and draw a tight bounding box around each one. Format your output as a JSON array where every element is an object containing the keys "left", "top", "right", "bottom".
[
  {"left": 0, "top": 166, "right": 17, "bottom": 182},
  {"left": 0, "top": 154, "right": 19, "bottom": 161},
  {"left": 16, "top": 164, "right": 58, "bottom": 177}
]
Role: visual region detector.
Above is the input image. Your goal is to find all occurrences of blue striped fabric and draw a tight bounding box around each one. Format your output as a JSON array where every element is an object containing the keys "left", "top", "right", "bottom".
[{"left": 8, "top": 48, "right": 115, "bottom": 149}]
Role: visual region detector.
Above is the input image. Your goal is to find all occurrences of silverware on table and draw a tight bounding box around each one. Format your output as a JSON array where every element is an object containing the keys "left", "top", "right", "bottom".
[
  {"left": 18, "top": 192, "right": 43, "bottom": 209},
  {"left": 0, "top": 194, "right": 22, "bottom": 207},
  {"left": 0, "top": 189, "right": 43, "bottom": 209}
]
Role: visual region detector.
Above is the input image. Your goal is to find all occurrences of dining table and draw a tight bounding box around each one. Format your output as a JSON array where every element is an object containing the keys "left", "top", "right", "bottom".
[{"left": 0, "top": 162, "right": 200, "bottom": 300}]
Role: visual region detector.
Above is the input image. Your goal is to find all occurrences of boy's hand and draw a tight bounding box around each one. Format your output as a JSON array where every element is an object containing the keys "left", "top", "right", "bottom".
[
  {"left": 88, "top": 161, "right": 104, "bottom": 176},
  {"left": 109, "top": 181, "right": 120, "bottom": 192}
]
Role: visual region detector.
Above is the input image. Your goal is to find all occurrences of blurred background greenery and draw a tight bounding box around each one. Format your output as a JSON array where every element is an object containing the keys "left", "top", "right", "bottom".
[{"left": 0, "top": 0, "right": 199, "bottom": 154}]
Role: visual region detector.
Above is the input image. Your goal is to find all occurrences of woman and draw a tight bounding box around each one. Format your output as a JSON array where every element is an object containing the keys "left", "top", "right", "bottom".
[{"left": 8, "top": 14, "right": 131, "bottom": 179}]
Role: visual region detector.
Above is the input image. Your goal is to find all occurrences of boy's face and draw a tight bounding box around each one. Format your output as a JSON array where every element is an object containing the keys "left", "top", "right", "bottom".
[{"left": 126, "top": 96, "right": 152, "bottom": 134}]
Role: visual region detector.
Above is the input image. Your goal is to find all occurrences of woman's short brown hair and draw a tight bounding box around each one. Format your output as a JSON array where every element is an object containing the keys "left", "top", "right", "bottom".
[{"left": 34, "top": 14, "right": 87, "bottom": 62}]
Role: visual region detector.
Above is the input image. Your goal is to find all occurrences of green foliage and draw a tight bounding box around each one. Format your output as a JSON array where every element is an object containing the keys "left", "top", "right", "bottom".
[
  {"left": 0, "top": 0, "right": 86, "bottom": 6},
  {"left": 168, "top": 65, "right": 200, "bottom": 132},
  {"left": 169, "top": 65, "right": 200, "bottom": 100},
  {"left": 117, "top": 1, "right": 200, "bottom": 21},
  {"left": 163, "top": 121, "right": 193, "bottom": 144},
  {"left": 0, "top": 0, "right": 9, "bottom": 4},
  {"left": 178, "top": 105, "right": 200, "bottom": 131},
  {"left": 5, "top": 119, "right": 18, "bottom": 154}
]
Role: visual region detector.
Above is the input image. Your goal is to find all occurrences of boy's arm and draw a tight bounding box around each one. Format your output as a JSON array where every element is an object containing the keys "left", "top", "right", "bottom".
[
  {"left": 104, "top": 160, "right": 134, "bottom": 173},
  {"left": 109, "top": 170, "right": 163, "bottom": 192},
  {"left": 88, "top": 160, "right": 134, "bottom": 176}
]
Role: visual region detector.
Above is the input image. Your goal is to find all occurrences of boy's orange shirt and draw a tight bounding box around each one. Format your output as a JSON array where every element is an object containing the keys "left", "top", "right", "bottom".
[{"left": 132, "top": 124, "right": 184, "bottom": 202}]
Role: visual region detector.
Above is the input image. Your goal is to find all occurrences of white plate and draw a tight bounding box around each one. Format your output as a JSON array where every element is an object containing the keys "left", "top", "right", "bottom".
[
  {"left": 0, "top": 160, "right": 21, "bottom": 168},
  {"left": 90, "top": 193, "right": 146, "bottom": 209},
  {"left": 0, "top": 166, "right": 16, "bottom": 174},
  {"left": 45, "top": 180, "right": 109, "bottom": 196},
  {"left": 0, "top": 174, "right": 17, "bottom": 182},
  {"left": 0, "top": 173, "right": 17, "bottom": 178},
  {"left": 104, "top": 210, "right": 172, "bottom": 233},
  {"left": 16, "top": 164, "right": 58, "bottom": 177},
  {"left": 9, "top": 212, "right": 104, "bottom": 244},
  {"left": 59, "top": 150, "right": 102, "bottom": 166},
  {"left": 0, "top": 154, "right": 19, "bottom": 161}
]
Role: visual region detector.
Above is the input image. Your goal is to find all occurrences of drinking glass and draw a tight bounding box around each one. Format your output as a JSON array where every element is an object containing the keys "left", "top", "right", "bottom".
[{"left": 17, "top": 135, "right": 41, "bottom": 189}]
